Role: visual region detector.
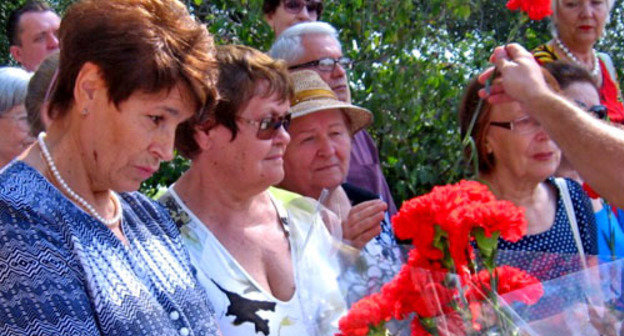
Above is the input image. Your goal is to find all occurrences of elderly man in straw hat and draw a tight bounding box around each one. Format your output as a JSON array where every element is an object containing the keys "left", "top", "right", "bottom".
[{"left": 278, "top": 70, "right": 404, "bottom": 306}]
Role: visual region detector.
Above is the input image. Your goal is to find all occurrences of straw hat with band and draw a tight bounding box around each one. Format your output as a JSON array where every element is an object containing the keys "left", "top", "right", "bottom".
[{"left": 289, "top": 70, "right": 372, "bottom": 135}]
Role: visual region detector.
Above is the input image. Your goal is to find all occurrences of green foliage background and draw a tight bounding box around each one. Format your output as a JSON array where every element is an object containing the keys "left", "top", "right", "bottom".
[{"left": 2, "top": 0, "right": 623, "bottom": 203}]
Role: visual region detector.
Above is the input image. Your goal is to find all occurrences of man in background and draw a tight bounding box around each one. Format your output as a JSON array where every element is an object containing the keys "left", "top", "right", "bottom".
[{"left": 6, "top": 1, "right": 60, "bottom": 72}]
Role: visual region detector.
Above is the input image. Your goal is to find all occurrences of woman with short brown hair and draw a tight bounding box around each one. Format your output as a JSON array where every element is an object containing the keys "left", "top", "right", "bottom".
[
  {"left": 161, "top": 45, "right": 346, "bottom": 336},
  {"left": 0, "top": 0, "right": 220, "bottom": 335}
]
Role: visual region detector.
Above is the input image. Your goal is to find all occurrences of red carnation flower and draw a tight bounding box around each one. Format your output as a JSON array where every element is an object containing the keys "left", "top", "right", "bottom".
[
  {"left": 506, "top": 0, "right": 552, "bottom": 20},
  {"left": 464, "top": 266, "right": 543, "bottom": 305},
  {"left": 393, "top": 180, "right": 498, "bottom": 268},
  {"left": 410, "top": 318, "right": 431, "bottom": 336},
  {"left": 337, "top": 293, "right": 388, "bottom": 336},
  {"left": 450, "top": 200, "right": 527, "bottom": 243}
]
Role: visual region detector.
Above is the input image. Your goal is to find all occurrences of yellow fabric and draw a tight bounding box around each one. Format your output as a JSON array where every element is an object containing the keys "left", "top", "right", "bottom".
[{"left": 291, "top": 89, "right": 336, "bottom": 105}]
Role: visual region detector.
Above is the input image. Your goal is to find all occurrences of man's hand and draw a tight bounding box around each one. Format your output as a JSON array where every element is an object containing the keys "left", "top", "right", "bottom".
[
  {"left": 478, "top": 43, "right": 552, "bottom": 107},
  {"left": 342, "top": 199, "right": 387, "bottom": 250}
]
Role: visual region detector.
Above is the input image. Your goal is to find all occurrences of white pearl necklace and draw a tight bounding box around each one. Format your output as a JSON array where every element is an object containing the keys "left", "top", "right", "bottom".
[
  {"left": 38, "top": 132, "right": 122, "bottom": 226},
  {"left": 555, "top": 38, "right": 600, "bottom": 79}
]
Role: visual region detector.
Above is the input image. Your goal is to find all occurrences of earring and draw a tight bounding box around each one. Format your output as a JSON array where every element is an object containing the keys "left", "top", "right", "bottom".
[{"left": 81, "top": 107, "right": 88, "bottom": 116}]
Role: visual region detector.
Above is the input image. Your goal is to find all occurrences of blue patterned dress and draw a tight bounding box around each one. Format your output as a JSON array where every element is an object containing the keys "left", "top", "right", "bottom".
[{"left": 0, "top": 161, "right": 221, "bottom": 336}]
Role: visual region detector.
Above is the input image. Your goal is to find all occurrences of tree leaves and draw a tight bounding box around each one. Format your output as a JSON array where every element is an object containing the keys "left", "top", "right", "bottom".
[{"left": 2, "top": 0, "right": 623, "bottom": 203}]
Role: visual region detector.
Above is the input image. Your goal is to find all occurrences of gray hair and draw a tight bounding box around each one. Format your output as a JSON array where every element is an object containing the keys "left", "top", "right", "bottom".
[
  {"left": 269, "top": 21, "right": 341, "bottom": 64},
  {"left": 0, "top": 67, "right": 32, "bottom": 115},
  {"left": 550, "top": 0, "right": 615, "bottom": 36}
]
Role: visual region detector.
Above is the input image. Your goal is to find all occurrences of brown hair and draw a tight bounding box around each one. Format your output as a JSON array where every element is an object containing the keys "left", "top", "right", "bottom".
[
  {"left": 458, "top": 68, "right": 561, "bottom": 174},
  {"left": 543, "top": 61, "right": 598, "bottom": 91},
  {"left": 6, "top": 0, "right": 54, "bottom": 46},
  {"left": 176, "top": 44, "right": 293, "bottom": 159},
  {"left": 49, "top": 0, "right": 217, "bottom": 123},
  {"left": 25, "top": 51, "right": 58, "bottom": 136}
]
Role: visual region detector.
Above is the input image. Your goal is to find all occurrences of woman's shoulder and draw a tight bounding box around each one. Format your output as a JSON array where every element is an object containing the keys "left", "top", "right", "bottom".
[
  {"left": 0, "top": 165, "right": 99, "bottom": 335},
  {"left": 549, "top": 177, "right": 591, "bottom": 204},
  {"left": 0, "top": 161, "right": 46, "bottom": 201},
  {"left": 547, "top": 177, "right": 590, "bottom": 205}
]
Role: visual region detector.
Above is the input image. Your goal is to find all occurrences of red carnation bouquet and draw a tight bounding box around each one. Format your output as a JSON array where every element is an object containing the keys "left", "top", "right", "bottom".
[{"left": 336, "top": 180, "right": 544, "bottom": 336}]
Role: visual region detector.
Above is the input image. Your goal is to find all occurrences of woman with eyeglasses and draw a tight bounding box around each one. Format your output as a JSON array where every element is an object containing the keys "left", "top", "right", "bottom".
[
  {"left": 459, "top": 70, "right": 598, "bottom": 284},
  {"left": 545, "top": 61, "right": 624, "bottom": 261},
  {"left": 263, "top": 0, "right": 323, "bottom": 37},
  {"left": 0, "top": 66, "right": 33, "bottom": 169},
  {"left": 158, "top": 45, "right": 346, "bottom": 336}
]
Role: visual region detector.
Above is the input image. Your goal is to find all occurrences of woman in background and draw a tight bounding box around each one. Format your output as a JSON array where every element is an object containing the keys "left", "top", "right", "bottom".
[
  {"left": 263, "top": 0, "right": 322, "bottom": 37},
  {"left": 0, "top": 66, "right": 33, "bottom": 169},
  {"left": 532, "top": 0, "right": 624, "bottom": 123},
  {"left": 278, "top": 70, "right": 404, "bottom": 306}
]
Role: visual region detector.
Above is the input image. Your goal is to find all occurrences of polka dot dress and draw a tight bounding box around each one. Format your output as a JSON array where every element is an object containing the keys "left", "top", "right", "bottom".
[{"left": 496, "top": 177, "right": 598, "bottom": 319}]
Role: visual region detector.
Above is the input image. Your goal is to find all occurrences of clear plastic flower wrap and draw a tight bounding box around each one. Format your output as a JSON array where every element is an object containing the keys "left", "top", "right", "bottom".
[
  {"left": 273, "top": 188, "right": 348, "bottom": 336},
  {"left": 495, "top": 250, "right": 624, "bottom": 335}
]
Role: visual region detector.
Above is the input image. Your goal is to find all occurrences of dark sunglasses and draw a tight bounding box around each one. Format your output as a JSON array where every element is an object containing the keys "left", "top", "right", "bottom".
[
  {"left": 236, "top": 114, "right": 292, "bottom": 140},
  {"left": 574, "top": 100, "right": 608, "bottom": 120},
  {"left": 288, "top": 56, "right": 353, "bottom": 72},
  {"left": 283, "top": 0, "right": 323, "bottom": 16}
]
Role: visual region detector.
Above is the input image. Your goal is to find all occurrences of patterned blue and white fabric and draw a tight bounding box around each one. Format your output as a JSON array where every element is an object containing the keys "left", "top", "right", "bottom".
[
  {"left": 159, "top": 187, "right": 346, "bottom": 336},
  {"left": 0, "top": 161, "right": 221, "bottom": 336},
  {"left": 340, "top": 183, "right": 405, "bottom": 307}
]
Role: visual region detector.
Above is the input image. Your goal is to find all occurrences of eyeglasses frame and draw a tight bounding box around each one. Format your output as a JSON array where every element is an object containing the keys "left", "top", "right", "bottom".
[
  {"left": 288, "top": 56, "right": 353, "bottom": 72},
  {"left": 489, "top": 115, "right": 541, "bottom": 135},
  {"left": 282, "top": 0, "right": 323, "bottom": 16},
  {"left": 235, "top": 113, "right": 292, "bottom": 140}
]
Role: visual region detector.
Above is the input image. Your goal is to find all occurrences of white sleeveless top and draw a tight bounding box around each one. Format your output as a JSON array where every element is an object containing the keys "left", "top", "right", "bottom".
[{"left": 159, "top": 187, "right": 346, "bottom": 336}]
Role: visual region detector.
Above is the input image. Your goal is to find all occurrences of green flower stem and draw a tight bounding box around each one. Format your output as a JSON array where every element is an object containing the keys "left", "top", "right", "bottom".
[
  {"left": 369, "top": 322, "right": 390, "bottom": 336},
  {"left": 461, "top": 13, "right": 529, "bottom": 178}
]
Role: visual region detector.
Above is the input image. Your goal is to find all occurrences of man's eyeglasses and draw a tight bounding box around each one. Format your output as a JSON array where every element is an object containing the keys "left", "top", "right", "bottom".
[
  {"left": 283, "top": 0, "right": 323, "bottom": 16},
  {"left": 574, "top": 100, "right": 608, "bottom": 120},
  {"left": 236, "top": 114, "right": 291, "bottom": 140},
  {"left": 288, "top": 57, "right": 352, "bottom": 72},
  {"left": 489, "top": 115, "right": 542, "bottom": 135}
]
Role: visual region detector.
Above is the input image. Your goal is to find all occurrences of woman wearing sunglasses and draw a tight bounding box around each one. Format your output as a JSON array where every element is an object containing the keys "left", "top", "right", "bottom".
[
  {"left": 263, "top": 0, "right": 323, "bottom": 37},
  {"left": 159, "top": 45, "right": 346, "bottom": 336},
  {"left": 545, "top": 61, "right": 624, "bottom": 261}
]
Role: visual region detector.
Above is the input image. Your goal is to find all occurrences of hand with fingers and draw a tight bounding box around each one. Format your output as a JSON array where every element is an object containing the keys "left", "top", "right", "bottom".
[
  {"left": 478, "top": 43, "right": 553, "bottom": 106},
  {"left": 342, "top": 199, "right": 387, "bottom": 250}
]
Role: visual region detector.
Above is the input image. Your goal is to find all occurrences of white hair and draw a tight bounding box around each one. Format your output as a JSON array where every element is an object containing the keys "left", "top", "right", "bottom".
[
  {"left": 550, "top": 0, "right": 615, "bottom": 36},
  {"left": 269, "top": 21, "right": 342, "bottom": 64},
  {"left": 0, "top": 67, "right": 32, "bottom": 115}
]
